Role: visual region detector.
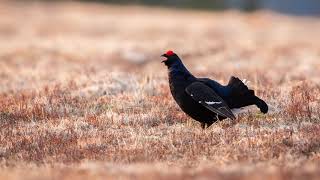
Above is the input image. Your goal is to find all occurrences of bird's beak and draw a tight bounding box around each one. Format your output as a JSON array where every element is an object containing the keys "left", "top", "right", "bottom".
[{"left": 161, "top": 54, "right": 167, "bottom": 63}]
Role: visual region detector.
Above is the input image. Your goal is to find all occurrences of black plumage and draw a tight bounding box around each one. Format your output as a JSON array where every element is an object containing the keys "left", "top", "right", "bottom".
[{"left": 161, "top": 50, "right": 268, "bottom": 128}]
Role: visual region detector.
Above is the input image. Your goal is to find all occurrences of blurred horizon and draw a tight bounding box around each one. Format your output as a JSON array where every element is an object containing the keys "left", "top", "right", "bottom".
[
  {"left": 0, "top": 1, "right": 320, "bottom": 179},
  {"left": 77, "top": 0, "right": 320, "bottom": 16}
]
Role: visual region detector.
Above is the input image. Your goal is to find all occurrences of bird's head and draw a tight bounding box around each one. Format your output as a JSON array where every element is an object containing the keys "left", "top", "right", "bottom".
[{"left": 161, "top": 50, "right": 179, "bottom": 67}]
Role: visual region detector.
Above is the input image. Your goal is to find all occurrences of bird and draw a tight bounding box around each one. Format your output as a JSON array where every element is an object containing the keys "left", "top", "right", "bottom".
[{"left": 161, "top": 50, "right": 268, "bottom": 129}]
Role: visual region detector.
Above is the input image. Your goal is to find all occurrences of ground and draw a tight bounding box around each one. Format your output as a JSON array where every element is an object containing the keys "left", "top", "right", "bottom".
[{"left": 0, "top": 1, "right": 319, "bottom": 180}]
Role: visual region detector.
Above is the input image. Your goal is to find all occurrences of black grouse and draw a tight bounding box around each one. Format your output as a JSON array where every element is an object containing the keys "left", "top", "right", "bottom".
[{"left": 161, "top": 50, "right": 268, "bottom": 128}]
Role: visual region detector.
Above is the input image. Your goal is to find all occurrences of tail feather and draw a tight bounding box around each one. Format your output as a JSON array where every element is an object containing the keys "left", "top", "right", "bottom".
[
  {"left": 227, "top": 76, "right": 268, "bottom": 114},
  {"left": 228, "top": 76, "right": 253, "bottom": 96},
  {"left": 255, "top": 97, "right": 268, "bottom": 114}
]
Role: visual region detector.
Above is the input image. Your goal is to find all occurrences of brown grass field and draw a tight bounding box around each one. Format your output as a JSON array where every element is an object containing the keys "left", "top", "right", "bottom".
[{"left": 0, "top": 1, "right": 319, "bottom": 180}]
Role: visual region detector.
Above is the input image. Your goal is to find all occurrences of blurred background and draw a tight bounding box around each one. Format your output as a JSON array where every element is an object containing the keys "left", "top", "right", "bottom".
[
  {"left": 81, "top": 0, "right": 320, "bottom": 16},
  {"left": 0, "top": 0, "right": 319, "bottom": 92},
  {"left": 0, "top": 1, "right": 319, "bottom": 179}
]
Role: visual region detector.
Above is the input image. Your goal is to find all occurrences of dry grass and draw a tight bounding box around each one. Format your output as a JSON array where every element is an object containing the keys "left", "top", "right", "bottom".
[{"left": 0, "top": 1, "right": 319, "bottom": 179}]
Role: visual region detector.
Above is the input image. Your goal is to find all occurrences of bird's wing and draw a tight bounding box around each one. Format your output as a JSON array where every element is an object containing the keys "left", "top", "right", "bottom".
[
  {"left": 185, "top": 82, "right": 236, "bottom": 120},
  {"left": 197, "top": 78, "right": 230, "bottom": 97}
]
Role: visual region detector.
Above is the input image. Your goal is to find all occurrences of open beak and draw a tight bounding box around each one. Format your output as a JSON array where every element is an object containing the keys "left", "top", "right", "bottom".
[{"left": 161, "top": 54, "right": 167, "bottom": 63}]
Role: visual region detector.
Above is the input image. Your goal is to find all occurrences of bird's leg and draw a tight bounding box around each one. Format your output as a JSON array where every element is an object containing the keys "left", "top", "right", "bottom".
[
  {"left": 206, "top": 122, "right": 214, "bottom": 128},
  {"left": 216, "top": 114, "right": 221, "bottom": 121},
  {"left": 201, "top": 123, "right": 206, "bottom": 129}
]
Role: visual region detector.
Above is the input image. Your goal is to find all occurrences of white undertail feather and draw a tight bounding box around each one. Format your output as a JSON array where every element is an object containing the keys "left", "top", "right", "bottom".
[
  {"left": 242, "top": 79, "right": 250, "bottom": 86},
  {"left": 231, "top": 108, "right": 246, "bottom": 115}
]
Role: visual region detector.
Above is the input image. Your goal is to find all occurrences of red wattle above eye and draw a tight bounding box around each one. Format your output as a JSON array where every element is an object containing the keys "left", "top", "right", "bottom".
[{"left": 166, "top": 50, "right": 174, "bottom": 56}]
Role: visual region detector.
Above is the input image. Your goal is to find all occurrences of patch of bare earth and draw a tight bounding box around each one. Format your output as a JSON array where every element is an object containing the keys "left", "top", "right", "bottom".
[{"left": 0, "top": 1, "right": 319, "bottom": 180}]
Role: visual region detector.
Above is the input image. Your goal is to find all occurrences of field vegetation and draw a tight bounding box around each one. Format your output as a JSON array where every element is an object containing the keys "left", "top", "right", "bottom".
[{"left": 0, "top": 1, "right": 319, "bottom": 179}]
